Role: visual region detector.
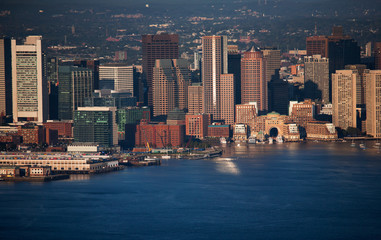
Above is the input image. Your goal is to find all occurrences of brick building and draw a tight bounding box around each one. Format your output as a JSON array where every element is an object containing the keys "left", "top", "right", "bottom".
[
  {"left": 135, "top": 120, "right": 185, "bottom": 148},
  {"left": 185, "top": 114, "right": 211, "bottom": 139},
  {"left": 44, "top": 120, "right": 73, "bottom": 138},
  {"left": 207, "top": 124, "right": 230, "bottom": 138}
]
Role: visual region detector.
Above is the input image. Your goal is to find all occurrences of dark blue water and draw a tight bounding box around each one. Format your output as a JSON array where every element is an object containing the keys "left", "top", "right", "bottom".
[{"left": 1, "top": 142, "right": 381, "bottom": 240}]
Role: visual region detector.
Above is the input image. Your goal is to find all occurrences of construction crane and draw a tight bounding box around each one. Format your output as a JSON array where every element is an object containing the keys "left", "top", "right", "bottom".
[{"left": 142, "top": 129, "right": 151, "bottom": 152}]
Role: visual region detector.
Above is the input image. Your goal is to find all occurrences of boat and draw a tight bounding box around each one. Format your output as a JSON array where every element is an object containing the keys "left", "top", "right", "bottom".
[
  {"left": 276, "top": 135, "right": 283, "bottom": 144},
  {"left": 144, "top": 156, "right": 158, "bottom": 161},
  {"left": 268, "top": 138, "right": 273, "bottom": 144},
  {"left": 236, "top": 143, "right": 241, "bottom": 147},
  {"left": 161, "top": 155, "right": 171, "bottom": 160},
  {"left": 248, "top": 136, "right": 257, "bottom": 144},
  {"left": 220, "top": 137, "right": 227, "bottom": 144},
  {"left": 215, "top": 157, "right": 237, "bottom": 161},
  {"left": 359, "top": 143, "right": 366, "bottom": 150},
  {"left": 350, "top": 140, "right": 356, "bottom": 147}
]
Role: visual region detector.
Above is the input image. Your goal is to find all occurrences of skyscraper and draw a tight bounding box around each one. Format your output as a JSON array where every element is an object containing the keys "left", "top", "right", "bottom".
[
  {"left": 142, "top": 34, "right": 179, "bottom": 107},
  {"left": 228, "top": 46, "right": 241, "bottom": 104},
  {"left": 99, "top": 65, "right": 135, "bottom": 92},
  {"left": 220, "top": 74, "right": 235, "bottom": 125},
  {"left": 12, "top": 36, "right": 48, "bottom": 123},
  {"left": 306, "top": 26, "right": 361, "bottom": 77},
  {"left": 202, "top": 35, "right": 228, "bottom": 120},
  {"left": 188, "top": 83, "right": 203, "bottom": 115},
  {"left": 0, "top": 38, "right": 12, "bottom": 122},
  {"left": 262, "top": 47, "right": 281, "bottom": 83},
  {"left": 304, "top": 55, "right": 329, "bottom": 103},
  {"left": 241, "top": 47, "right": 267, "bottom": 112},
  {"left": 374, "top": 42, "right": 381, "bottom": 70},
  {"left": 58, "top": 66, "right": 93, "bottom": 120},
  {"left": 152, "top": 59, "right": 190, "bottom": 117},
  {"left": 332, "top": 69, "right": 358, "bottom": 130},
  {"left": 364, "top": 70, "right": 381, "bottom": 138},
  {"left": 73, "top": 60, "right": 100, "bottom": 90},
  {"left": 306, "top": 36, "right": 329, "bottom": 57}
]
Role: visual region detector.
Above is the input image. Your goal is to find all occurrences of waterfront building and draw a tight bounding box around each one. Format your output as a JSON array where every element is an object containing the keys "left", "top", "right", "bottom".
[
  {"left": 220, "top": 74, "right": 235, "bottom": 125},
  {"left": 12, "top": 36, "right": 48, "bottom": 123},
  {"left": 306, "top": 121, "right": 337, "bottom": 140},
  {"left": 235, "top": 102, "right": 257, "bottom": 125},
  {"left": 188, "top": 83, "right": 203, "bottom": 115},
  {"left": 0, "top": 153, "right": 118, "bottom": 173},
  {"left": 332, "top": 69, "right": 358, "bottom": 130},
  {"left": 249, "top": 112, "right": 294, "bottom": 140},
  {"left": 73, "top": 107, "right": 118, "bottom": 147},
  {"left": 58, "top": 66, "right": 93, "bottom": 120},
  {"left": 241, "top": 47, "right": 267, "bottom": 112},
  {"left": 0, "top": 38, "right": 12, "bottom": 123},
  {"left": 289, "top": 100, "right": 315, "bottom": 127},
  {"left": 153, "top": 59, "right": 190, "bottom": 117},
  {"left": 202, "top": 35, "right": 228, "bottom": 120},
  {"left": 99, "top": 65, "right": 135, "bottom": 93},
  {"left": 233, "top": 124, "right": 248, "bottom": 142},
  {"left": 364, "top": 70, "right": 381, "bottom": 138},
  {"left": 304, "top": 55, "right": 329, "bottom": 103},
  {"left": 135, "top": 119, "right": 185, "bottom": 148},
  {"left": 207, "top": 124, "right": 230, "bottom": 138},
  {"left": 185, "top": 113, "right": 211, "bottom": 139},
  {"left": 142, "top": 34, "right": 179, "bottom": 107}
]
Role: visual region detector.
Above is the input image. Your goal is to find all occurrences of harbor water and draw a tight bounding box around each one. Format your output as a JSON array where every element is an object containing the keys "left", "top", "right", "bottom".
[{"left": 1, "top": 142, "right": 381, "bottom": 239}]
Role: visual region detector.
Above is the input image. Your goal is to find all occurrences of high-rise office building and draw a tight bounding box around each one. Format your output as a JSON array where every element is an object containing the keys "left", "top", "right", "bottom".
[
  {"left": 73, "top": 60, "right": 100, "bottom": 90},
  {"left": 12, "top": 36, "right": 48, "bottom": 123},
  {"left": 202, "top": 35, "right": 228, "bottom": 120},
  {"left": 304, "top": 55, "right": 330, "bottom": 103},
  {"left": 142, "top": 34, "right": 179, "bottom": 107},
  {"left": 306, "top": 26, "right": 361, "bottom": 77},
  {"left": 332, "top": 70, "right": 358, "bottom": 130},
  {"left": 99, "top": 65, "right": 135, "bottom": 93},
  {"left": 220, "top": 74, "right": 235, "bottom": 125},
  {"left": 345, "top": 64, "right": 367, "bottom": 105},
  {"left": 268, "top": 74, "right": 289, "bottom": 115},
  {"left": 188, "top": 83, "right": 203, "bottom": 115},
  {"left": 152, "top": 59, "right": 190, "bottom": 117},
  {"left": 306, "top": 36, "right": 329, "bottom": 57},
  {"left": 73, "top": 107, "right": 118, "bottom": 147},
  {"left": 58, "top": 66, "right": 93, "bottom": 120},
  {"left": 364, "top": 70, "right": 381, "bottom": 138},
  {"left": 374, "top": 42, "right": 381, "bottom": 70},
  {"left": 228, "top": 46, "right": 241, "bottom": 104},
  {"left": 262, "top": 47, "right": 281, "bottom": 83},
  {"left": 0, "top": 38, "right": 12, "bottom": 122},
  {"left": 241, "top": 47, "right": 267, "bottom": 112},
  {"left": 46, "top": 57, "right": 59, "bottom": 120}
]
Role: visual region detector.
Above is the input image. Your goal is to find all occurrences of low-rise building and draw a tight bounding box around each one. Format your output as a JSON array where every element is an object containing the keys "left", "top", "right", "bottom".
[
  {"left": 306, "top": 122, "right": 337, "bottom": 140},
  {"left": 207, "top": 124, "right": 230, "bottom": 138}
]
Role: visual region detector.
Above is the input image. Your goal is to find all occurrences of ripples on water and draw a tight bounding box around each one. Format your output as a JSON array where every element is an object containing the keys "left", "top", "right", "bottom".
[{"left": 0, "top": 142, "right": 381, "bottom": 240}]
